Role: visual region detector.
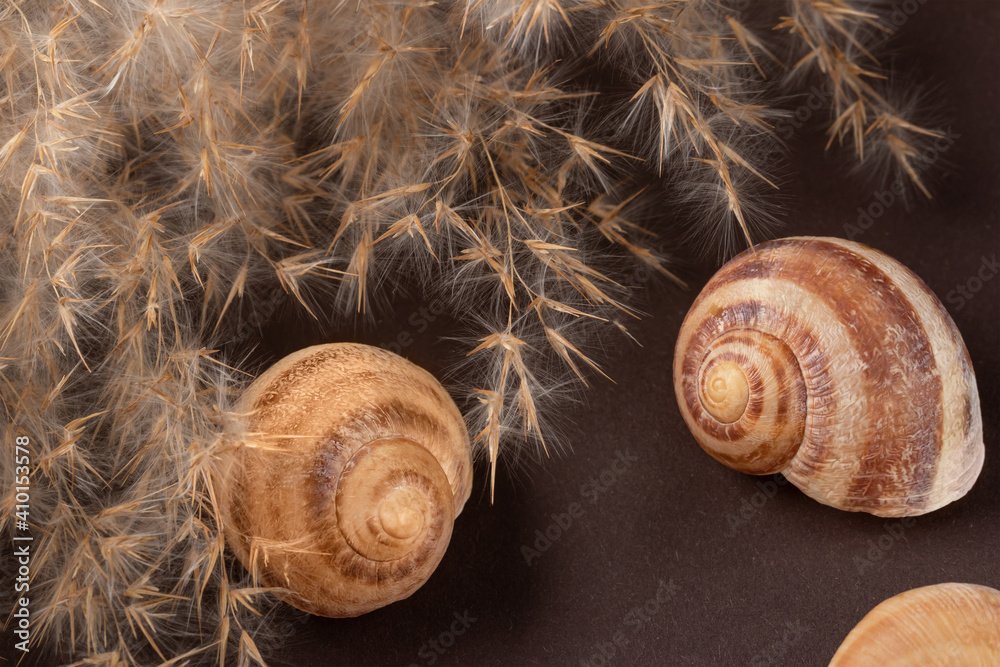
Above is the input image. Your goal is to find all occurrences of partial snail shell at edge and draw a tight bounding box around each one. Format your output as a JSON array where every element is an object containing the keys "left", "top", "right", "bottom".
[
  {"left": 216, "top": 343, "right": 473, "bottom": 617},
  {"left": 673, "top": 237, "right": 984, "bottom": 517},
  {"left": 829, "top": 582, "right": 1000, "bottom": 666}
]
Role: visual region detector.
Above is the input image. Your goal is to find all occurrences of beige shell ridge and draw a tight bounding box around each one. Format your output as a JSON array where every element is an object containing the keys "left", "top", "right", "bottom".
[
  {"left": 673, "top": 236, "right": 984, "bottom": 517},
  {"left": 215, "top": 343, "right": 474, "bottom": 617},
  {"left": 829, "top": 582, "right": 1000, "bottom": 666}
]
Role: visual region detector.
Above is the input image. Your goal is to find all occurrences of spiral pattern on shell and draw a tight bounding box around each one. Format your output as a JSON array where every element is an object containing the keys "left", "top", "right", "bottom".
[
  {"left": 674, "top": 237, "right": 984, "bottom": 517},
  {"left": 216, "top": 343, "right": 473, "bottom": 617}
]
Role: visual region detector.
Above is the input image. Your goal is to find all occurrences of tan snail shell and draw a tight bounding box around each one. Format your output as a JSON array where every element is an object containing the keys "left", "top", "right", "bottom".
[
  {"left": 674, "top": 237, "right": 984, "bottom": 516},
  {"left": 829, "top": 583, "right": 1000, "bottom": 666},
  {"left": 216, "top": 343, "right": 473, "bottom": 617}
]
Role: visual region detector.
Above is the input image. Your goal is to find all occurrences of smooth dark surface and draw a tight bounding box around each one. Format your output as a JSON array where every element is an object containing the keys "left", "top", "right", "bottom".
[{"left": 255, "top": 3, "right": 1000, "bottom": 666}]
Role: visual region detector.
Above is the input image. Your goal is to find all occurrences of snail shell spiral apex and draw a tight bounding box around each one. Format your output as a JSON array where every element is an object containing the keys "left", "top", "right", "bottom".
[
  {"left": 674, "top": 237, "right": 984, "bottom": 517},
  {"left": 216, "top": 343, "right": 473, "bottom": 617}
]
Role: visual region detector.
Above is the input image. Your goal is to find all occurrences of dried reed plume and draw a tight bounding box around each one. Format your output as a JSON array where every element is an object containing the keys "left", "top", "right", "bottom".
[
  {"left": 778, "top": 0, "right": 944, "bottom": 194},
  {"left": 0, "top": 1, "right": 940, "bottom": 664}
]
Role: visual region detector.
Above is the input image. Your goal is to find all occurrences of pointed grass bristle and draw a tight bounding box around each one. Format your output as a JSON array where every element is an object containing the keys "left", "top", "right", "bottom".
[{"left": 778, "top": 0, "right": 944, "bottom": 195}]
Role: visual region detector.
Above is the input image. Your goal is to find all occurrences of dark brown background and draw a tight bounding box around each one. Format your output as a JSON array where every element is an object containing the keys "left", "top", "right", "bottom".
[
  {"left": 6, "top": 1, "right": 993, "bottom": 666},
  {"left": 262, "top": 2, "right": 999, "bottom": 666}
]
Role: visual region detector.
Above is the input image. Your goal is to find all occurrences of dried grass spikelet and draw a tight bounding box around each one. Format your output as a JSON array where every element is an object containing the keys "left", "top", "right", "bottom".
[
  {"left": 306, "top": 0, "right": 796, "bottom": 497},
  {"left": 0, "top": 0, "right": 950, "bottom": 664},
  {"left": 829, "top": 583, "right": 1000, "bottom": 666},
  {"left": 1, "top": 2, "right": 323, "bottom": 664},
  {"left": 777, "top": 0, "right": 945, "bottom": 195}
]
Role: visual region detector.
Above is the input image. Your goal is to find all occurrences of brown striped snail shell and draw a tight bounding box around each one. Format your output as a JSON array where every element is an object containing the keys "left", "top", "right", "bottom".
[
  {"left": 216, "top": 343, "right": 473, "bottom": 617},
  {"left": 830, "top": 583, "right": 1000, "bottom": 666},
  {"left": 673, "top": 237, "right": 984, "bottom": 517}
]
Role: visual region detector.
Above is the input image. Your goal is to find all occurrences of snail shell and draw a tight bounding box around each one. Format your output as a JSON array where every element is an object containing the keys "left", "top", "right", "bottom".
[
  {"left": 673, "top": 237, "right": 984, "bottom": 516},
  {"left": 216, "top": 343, "right": 473, "bottom": 617},
  {"left": 830, "top": 583, "right": 1000, "bottom": 666}
]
